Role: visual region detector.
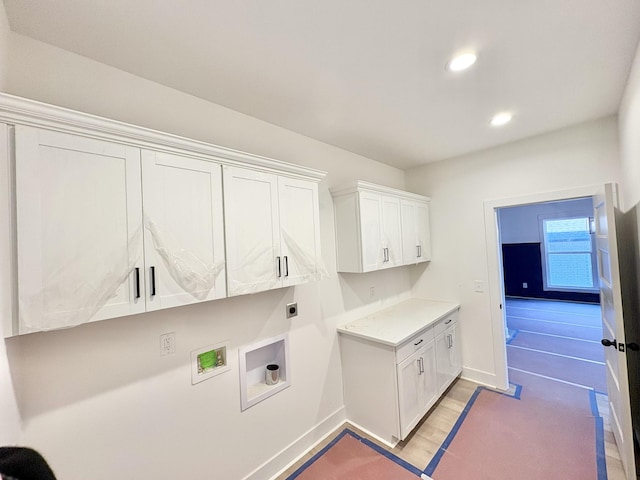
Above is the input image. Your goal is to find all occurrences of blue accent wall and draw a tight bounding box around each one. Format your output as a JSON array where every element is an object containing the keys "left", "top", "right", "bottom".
[{"left": 502, "top": 243, "right": 599, "bottom": 303}]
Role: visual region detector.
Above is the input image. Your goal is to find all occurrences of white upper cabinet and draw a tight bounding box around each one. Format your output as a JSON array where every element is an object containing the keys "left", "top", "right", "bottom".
[
  {"left": 15, "top": 126, "right": 145, "bottom": 333},
  {"left": 278, "top": 176, "right": 322, "bottom": 288},
  {"left": 141, "top": 150, "right": 226, "bottom": 310},
  {"left": 401, "top": 198, "right": 432, "bottom": 265},
  {"left": 1, "top": 93, "right": 325, "bottom": 335},
  {"left": 331, "top": 181, "right": 430, "bottom": 273},
  {"left": 223, "top": 166, "right": 322, "bottom": 296}
]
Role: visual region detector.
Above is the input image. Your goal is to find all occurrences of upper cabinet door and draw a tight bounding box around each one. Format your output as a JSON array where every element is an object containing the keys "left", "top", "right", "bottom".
[
  {"left": 381, "top": 195, "right": 402, "bottom": 268},
  {"left": 401, "top": 200, "right": 418, "bottom": 264},
  {"left": 358, "top": 191, "right": 384, "bottom": 272},
  {"left": 141, "top": 150, "right": 226, "bottom": 310},
  {"left": 278, "top": 176, "right": 321, "bottom": 288},
  {"left": 415, "top": 201, "right": 431, "bottom": 262},
  {"left": 401, "top": 199, "right": 431, "bottom": 265},
  {"left": 223, "top": 166, "right": 281, "bottom": 296},
  {"left": 15, "top": 126, "right": 144, "bottom": 333}
]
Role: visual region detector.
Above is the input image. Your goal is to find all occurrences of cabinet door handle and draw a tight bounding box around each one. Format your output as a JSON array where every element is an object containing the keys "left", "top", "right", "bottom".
[
  {"left": 284, "top": 256, "right": 289, "bottom": 277},
  {"left": 134, "top": 268, "right": 140, "bottom": 299},
  {"left": 420, "top": 357, "right": 425, "bottom": 374},
  {"left": 417, "top": 245, "right": 421, "bottom": 258},
  {"left": 445, "top": 318, "right": 452, "bottom": 325},
  {"left": 447, "top": 334, "right": 453, "bottom": 348},
  {"left": 150, "top": 266, "right": 156, "bottom": 297},
  {"left": 385, "top": 248, "right": 390, "bottom": 262},
  {"left": 414, "top": 338, "right": 424, "bottom": 346},
  {"left": 276, "top": 256, "right": 282, "bottom": 278}
]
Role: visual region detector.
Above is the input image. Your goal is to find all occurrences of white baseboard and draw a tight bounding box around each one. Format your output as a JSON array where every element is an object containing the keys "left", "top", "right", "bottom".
[
  {"left": 242, "top": 406, "right": 346, "bottom": 480},
  {"left": 344, "top": 420, "right": 398, "bottom": 449},
  {"left": 461, "top": 367, "right": 499, "bottom": 389}
]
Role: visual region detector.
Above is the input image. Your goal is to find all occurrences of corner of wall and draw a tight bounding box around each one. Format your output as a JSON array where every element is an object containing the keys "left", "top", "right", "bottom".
[
  {"left": 619, "top": 38, "right": 640, "bottom": 209},
  {"left": 0, "top": 0, "right": 10, "bottom": 91}
]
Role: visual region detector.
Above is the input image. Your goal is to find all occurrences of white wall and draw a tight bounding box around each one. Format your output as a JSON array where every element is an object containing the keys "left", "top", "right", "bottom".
[
  {"left": 0, "top": 1, "right": 21, "bottom": 447},
  {"left": 499, "top": 198, "right": 593, "bottom": 244},
  {"left": 405, "top": 117, "right": 620, "bottom": 386},
  {"left": 2, "top": 33, "right": 414, "bottom": 480},
  {"left": 620, "top": 39, "right": 640, "bottom": 209}
]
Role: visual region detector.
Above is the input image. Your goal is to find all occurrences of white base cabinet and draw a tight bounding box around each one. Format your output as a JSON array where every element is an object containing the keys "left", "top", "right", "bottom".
[
  {"left": 435, "top": 318, "right": 462, "bottom": 394},
  {"left": 338, "top": 300, "right": 460, "bottom": 446},
  {"left": 397, "top": 338, "right": 438, "bottom": 439}
]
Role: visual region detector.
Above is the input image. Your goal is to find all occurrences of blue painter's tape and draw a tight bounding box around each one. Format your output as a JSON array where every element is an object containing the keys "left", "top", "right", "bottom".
[
  {"left": 286, "top": 429, "right": 350, "bottom": 480},
  {"left": 506, "top": 329, "right": 520, "bottom": 345},
  {"left": 594, "top": 416, "right": 607, "bottom": 480},
  {"left": 423, "top": 384, "right": 522, "bottom": 477},
  {"left": 286, "top": 428, "right": 422, "bottom": 479},
  {"left": 589, "top": 389, "right": 600, "bottom": 418}
]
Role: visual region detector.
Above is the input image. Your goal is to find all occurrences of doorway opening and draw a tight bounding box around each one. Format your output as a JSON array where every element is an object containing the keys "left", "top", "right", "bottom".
[
  {"left": 484, "top": 185, "right": 635, "bottom": 479},
  {"left": 497, "top": 198, "right": 606, "bottom": 393}
]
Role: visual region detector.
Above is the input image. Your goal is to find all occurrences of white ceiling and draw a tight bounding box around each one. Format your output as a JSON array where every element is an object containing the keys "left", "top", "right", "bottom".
[{"left": 4, "top": 0, "right": 640, "bottom": 169}]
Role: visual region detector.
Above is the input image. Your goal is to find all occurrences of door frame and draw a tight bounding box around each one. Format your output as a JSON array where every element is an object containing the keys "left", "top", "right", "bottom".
[{"left": 483, "top": 184, "right": 604, "bottom": 390}]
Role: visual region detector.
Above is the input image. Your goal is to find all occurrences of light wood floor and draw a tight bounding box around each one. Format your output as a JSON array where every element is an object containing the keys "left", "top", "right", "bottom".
[{"left": 275, "top": 377, "right": 626, "bottom": 479}]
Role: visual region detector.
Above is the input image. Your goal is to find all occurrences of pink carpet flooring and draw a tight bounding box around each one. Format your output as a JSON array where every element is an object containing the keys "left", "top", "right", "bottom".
[
  {"left": 426, "top": 369, "right": 603, "bottom": 480},
  {"left": 288, "top": 430, "right": 421, "bottom": 480}
]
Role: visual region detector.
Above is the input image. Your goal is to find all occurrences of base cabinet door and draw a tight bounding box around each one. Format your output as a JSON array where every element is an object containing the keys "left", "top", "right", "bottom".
[
  {"left": 397, "top": 341, "right": 437, "bottom": 439},
  {"left": 435, "top": 322, "right": 462, "bottom": 394},
  {"left": 15, "top": 126, "right": 145, "bottom": 333}
]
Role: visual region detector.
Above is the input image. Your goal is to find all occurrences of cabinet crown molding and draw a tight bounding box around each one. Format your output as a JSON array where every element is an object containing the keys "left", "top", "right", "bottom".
[
  {"left": 0, "top": 93, "right": 326, "bottom": 182},
  {"left": 330, "top": 180, "right": 430, "bottom": 202}
]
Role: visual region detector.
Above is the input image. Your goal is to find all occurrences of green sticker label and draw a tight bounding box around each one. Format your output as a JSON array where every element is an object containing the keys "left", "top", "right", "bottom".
[{"left": 198, "top": 350, "right": 217, "bottom": 371}]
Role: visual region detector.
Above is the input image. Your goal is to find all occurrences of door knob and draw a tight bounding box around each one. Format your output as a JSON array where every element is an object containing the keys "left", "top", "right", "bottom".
[{"left": 601, "top": 338, "right": 618, "bottom": 348}]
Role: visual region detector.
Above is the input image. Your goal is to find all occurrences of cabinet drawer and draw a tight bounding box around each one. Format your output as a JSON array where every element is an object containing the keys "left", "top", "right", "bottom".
[
  {"left": 434, "top": 312, "right": 457, "bottom": 337},
  {"left": 396, "top": 327, "right": 434, "bottom": 364}
]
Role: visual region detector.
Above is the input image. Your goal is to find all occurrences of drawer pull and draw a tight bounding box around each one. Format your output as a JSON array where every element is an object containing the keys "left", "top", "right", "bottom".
[
  {"left": 414, "top": 338, "right": 424, "bottom": 346},
  {"left": 444, "top": 318, "right": 452, "bottom": 325}
]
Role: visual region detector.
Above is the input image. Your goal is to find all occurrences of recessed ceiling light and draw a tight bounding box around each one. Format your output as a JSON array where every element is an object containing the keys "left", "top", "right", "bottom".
[
  {"left": 447, "top": 53, "right": 477, "bottom": 72},
  {"left": 490, "top": 112, "right": 512, "bottom": 127}
]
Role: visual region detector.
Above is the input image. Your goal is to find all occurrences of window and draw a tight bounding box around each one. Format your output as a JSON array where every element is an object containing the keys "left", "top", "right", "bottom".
[{"left": 541, "top": 217, "right": 597, "bottom": 291}]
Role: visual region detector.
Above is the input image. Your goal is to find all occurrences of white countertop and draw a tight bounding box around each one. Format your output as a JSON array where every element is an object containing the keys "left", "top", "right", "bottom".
[{"left": 337, "top": 298, "right": 460, "bottom": 347}]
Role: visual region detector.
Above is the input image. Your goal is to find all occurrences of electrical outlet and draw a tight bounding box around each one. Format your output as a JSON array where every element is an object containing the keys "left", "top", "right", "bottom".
[
  {"left": 474, "top": 280, "right": 484, "bottom": 293},
  {"left": 286, "top": 302, "right": 298, "bottom": 318},
  {"left": 160, "top": 332, "right": 176, "bottom": 356}
]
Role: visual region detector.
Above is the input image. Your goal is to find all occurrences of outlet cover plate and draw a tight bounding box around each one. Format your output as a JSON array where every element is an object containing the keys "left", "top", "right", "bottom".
[
  {"left": 160, "top": 332, "right": 176, "bottom": 356},
  {"left": 286, "top": 302, "right": 298, "bottom": 318}
]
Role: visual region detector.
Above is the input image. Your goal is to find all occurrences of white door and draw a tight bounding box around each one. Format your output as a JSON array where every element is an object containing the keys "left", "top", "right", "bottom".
[
  {"left": 401, "top": 200, "right": 418, "bottom": 264},
  {"left": 381, "top": 195, "right": 403, "bottom": 267},
  {"left": 449, "top": 322, "right": 462, "bottom": 376},
  {"left": 142, "top": 150, "right": 226, "bottom": 310},
  {"left": 223, "top": 166, "right": 281, "bottom": 296},
  {"left": 435, "top": 332, "right": 450, "bottom": 394},
  {"left": 417, "top": 340, "right": 438, "bottom": 413},
  {"left": 397, "top": 349, "right": 422, "bottom": 439},
  {"left": 594, "top": 183, "right": 636, "bottom": 479},
  {"left": 278, "top": 176, "right": 321, "bottom": 288},
  {"left": 359, "top": 191, "right": 384, "bottom": 271},
  {"left": 15, "top": 126, "right": 144, "bottom": 333},
  {"left": 415, "top": 201, "right": 432, "bottom": 262}
]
